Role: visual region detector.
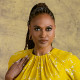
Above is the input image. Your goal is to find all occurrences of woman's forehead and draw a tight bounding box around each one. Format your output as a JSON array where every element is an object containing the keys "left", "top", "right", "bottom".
[{"left": 30, "top": 14, "right": 55, "bottom": 26}]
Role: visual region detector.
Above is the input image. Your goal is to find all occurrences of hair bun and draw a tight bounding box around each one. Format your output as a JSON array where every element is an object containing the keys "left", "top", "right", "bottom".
[
  {"left": 36, "top": 3, "right": 48, "bottom": 8},
  {"left": 31, "top": 3, "right": 48, "bottom": 12}
]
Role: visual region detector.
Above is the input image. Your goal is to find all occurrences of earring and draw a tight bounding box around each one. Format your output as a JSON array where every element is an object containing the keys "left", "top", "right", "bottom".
[{"left": 29, "top": 35, "right": 32, "bottom": 40}]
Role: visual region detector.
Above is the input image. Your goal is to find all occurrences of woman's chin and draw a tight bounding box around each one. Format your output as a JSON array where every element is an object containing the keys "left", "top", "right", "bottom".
[{"left": 37, "top": 43, "right": 49, "bottom": 48}]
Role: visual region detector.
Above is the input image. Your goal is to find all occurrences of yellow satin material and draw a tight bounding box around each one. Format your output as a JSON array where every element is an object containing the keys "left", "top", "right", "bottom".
[{"left": 8, "top": 48, "right": 80, "bottom": 80}]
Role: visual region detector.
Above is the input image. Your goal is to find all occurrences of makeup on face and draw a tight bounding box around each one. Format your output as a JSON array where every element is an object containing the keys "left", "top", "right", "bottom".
[{"left": 29, "top": 13, "right": 56, "bottom": 47}]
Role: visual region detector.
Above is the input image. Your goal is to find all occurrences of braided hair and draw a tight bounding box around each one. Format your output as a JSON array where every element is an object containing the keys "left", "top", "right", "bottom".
[{"left": 24, "top": 3, "right": 55, "bottom": 50}]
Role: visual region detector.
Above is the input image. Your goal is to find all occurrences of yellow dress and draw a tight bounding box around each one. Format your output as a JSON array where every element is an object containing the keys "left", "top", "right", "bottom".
[{"left": 8, "top": 48, "right": 80, "bottom": 80}]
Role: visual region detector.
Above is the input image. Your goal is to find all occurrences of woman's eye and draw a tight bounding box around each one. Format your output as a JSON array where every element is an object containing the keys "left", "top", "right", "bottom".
[
  {"left": 34, "top": 28, "right": 40, "bottom": 31},
  {"left": 46, "top": 28, "right": 52, "bottom": 31}
]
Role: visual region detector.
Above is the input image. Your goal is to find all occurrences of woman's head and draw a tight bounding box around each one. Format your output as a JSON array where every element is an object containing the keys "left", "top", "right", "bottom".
[{"left": 24, "top": 3, "right": 56, "bottom": 50}]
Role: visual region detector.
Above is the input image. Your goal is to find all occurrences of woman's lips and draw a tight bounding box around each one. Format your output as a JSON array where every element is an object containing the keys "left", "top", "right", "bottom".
[{"left": 39, "top": 40, "right": 48, "bottom": 44}]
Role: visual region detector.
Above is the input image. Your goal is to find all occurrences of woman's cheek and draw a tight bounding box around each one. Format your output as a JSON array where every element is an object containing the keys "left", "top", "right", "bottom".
[
  {"left": 49, "top": 32, "right": 55, "bottom": 40},
  {"left": 49, "top": 31, "right": 55, "bottom": 37}
]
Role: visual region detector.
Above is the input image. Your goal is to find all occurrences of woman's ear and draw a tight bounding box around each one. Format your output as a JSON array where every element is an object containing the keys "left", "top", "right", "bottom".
[{"left": 54, "top": 25, "right": 56, "bottom": 29}]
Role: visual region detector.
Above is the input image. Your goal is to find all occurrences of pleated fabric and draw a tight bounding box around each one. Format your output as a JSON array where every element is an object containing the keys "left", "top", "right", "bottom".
[{"left": 8, "top": 48, "right": 80, "bottom": 80}]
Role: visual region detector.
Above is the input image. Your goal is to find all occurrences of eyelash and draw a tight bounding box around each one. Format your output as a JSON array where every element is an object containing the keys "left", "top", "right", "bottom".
[
  {"left": 34, "top": 28, "right": 40, "bottom": 31},
  {"left": 34, "top": 27, "right": 52, "bottom": 31},
  {"left": 46, "top": 28, "right": 52, "bottom": 31}
]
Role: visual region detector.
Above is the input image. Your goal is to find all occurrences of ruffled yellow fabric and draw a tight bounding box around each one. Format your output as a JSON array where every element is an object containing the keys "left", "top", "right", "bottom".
[{"left": 8, "top": 48, "right": 80, "bottom": 80}]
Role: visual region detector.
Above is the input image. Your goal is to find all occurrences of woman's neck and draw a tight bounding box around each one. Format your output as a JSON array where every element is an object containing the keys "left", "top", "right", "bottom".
[{"left": 33, "top": 45, "right": 53, "bottom": 56}]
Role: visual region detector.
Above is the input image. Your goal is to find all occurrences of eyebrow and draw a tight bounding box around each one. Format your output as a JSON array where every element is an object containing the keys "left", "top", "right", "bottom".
[
  {"left": 33, "top": 25, "right": 40, "bottom": 27},
  {"left": 33, "top": 25, "right": 52, "bottom": 28}
]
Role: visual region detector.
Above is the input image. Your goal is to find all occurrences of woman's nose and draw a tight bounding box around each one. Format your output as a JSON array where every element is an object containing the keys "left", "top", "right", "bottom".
[{"left": 40, "top": 30, "right": 46, "bottom": 38}]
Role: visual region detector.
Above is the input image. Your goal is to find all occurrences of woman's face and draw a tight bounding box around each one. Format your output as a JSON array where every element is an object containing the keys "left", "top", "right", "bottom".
[{"left": 29, "top": 13, "right": 56, "bottom": 48}]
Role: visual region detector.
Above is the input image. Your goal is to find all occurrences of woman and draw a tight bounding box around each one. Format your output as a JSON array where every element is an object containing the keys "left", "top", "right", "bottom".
[{"left": 5, "top": 3, "right": 80, "bottom": 80}]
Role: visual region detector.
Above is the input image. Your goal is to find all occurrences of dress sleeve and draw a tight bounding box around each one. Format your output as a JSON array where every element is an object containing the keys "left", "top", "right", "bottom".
[
  {"left": 8, "top": 50, "right": 29, "bottom": 69},
  {"left": 8, "top": 51, "right": 22, "bottom": 69},
  {"left": 68, "top": 53, "right": 80, "bottom": 80}
]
